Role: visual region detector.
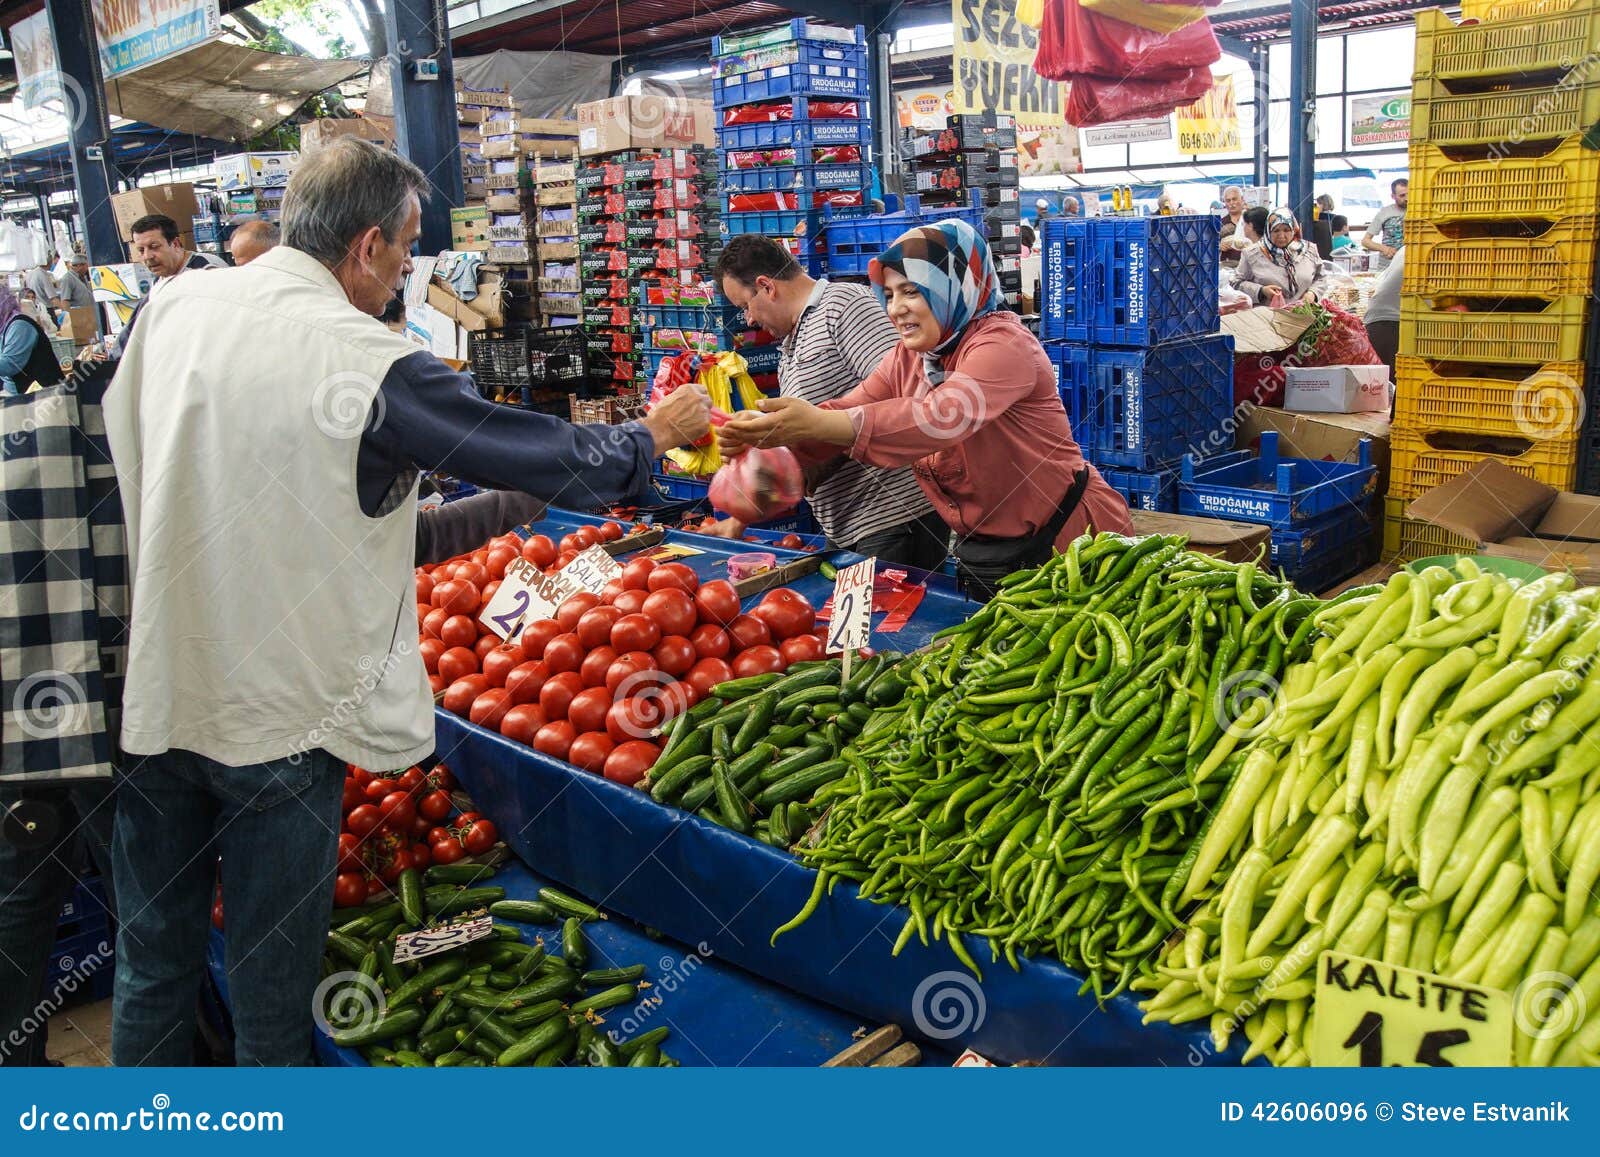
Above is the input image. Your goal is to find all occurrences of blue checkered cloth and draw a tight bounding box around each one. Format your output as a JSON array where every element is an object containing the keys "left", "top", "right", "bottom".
[{"left": 0, "top": 363, "right": 128, "bottom": 784}]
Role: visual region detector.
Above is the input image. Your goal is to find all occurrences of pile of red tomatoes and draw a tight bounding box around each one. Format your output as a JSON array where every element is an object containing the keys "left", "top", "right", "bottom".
[{"left": 416, "top": 531, "right": 824, "bottom": 790}]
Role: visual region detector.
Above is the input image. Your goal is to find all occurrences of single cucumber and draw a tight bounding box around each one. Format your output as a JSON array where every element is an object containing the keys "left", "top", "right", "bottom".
[
  {"left": 331, "top": 1006, "right": 423, "bottom": 1048},
  {"left": 760, "top": 746, "right": 822, "bottom": 786},
  {"left": 325, "top": 930, "right": 368, "bottom": 967},
  {"left": 708, "top": 672, "right": 783, "bottom": 700},
  {"left": 713, "top": 759, "right": 750, "bottom": 833},
  {"left": 628, "top": 1043, "right": 661, "bottom": 1066},
  {"left": 618, "top": 1026, "right": 670, "bottom": 1057},
  {"left": 500, "top": 998, "right": 565, "bottom": 1029},
  {"left": 533, "top": 1032, "right": 575, "bottom": 1067},
  {"left": 819, "top": 561, "right": 838, "bottom": 581},
  {"left": 561, "top": 917, "right": 588, "bottom": 970},
  {"left": 775, "top": 685, "right": 840, "bottom": 719},
  {"left": 425, "top": 886, "right": 506, "bottom": 918},
  {"left": 731, "top": 692, "right": 777, "bottom": 755},
  {"left": 648, "top": 754, "right": 714, "bottom": 805},
  {"left": 425, "top": 863, "right": 497, "bottom": 887},
  {"left": 755, "top": 760, "right": 848, "bottom": 808},
  {"left": 497, "top": 1015, "right": 573, "bottom": 1067},
  {"left": 568, "top": 983, "right": 639, "bottom": 1014},
  {"left": 538, "top": 887, "right": 604, "bottom": 921},
  {"left": 488, "top": 899, "right": 559, "bottom": 924},
  {"left": 398, "top": 869, "right": 424, "bottom": 928},
  {"left": 462, "top": 1008, "right": 521, "bottom": 1050},
  {"left": 388, "top": 957, "right": 468, "bottom": 1008},
  {"left": 581, "top": 964, "right": 645, "bottom": 985}
]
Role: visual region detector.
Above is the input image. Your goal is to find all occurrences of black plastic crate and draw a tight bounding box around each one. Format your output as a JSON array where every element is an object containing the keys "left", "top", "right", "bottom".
[
  {"left": 527, "top": 324, "right": 588, "bottom": 389},
  {"left": 469, "top": 329, "right": 529, "bottom": 404}
]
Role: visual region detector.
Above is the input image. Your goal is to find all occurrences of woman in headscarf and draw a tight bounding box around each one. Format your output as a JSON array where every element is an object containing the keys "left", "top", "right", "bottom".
[
  {"left": 719, "top": 219, "right": 1132, "bottom": 601},
  {"left": 0, "top": 284, "right": 65, "bottom": 395},
  {"left": 1231, "top": 207, "right": 1327, "bottom": 307}
]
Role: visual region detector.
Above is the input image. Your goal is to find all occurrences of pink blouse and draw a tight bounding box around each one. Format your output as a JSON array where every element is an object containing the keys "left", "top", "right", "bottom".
[{"left": 813, "top": 311, "right": 1133, "bottom": 549}]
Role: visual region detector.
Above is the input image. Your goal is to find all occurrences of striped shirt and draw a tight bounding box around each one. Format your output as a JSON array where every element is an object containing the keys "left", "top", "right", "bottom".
[{"left": 779, "top": 280, "right": 933, "bottom": 548}]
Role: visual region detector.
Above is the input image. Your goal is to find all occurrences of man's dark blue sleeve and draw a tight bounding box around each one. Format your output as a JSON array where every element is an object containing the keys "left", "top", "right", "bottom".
[{"left": 358, "top": 350, "right": 656, "bottom": 517}]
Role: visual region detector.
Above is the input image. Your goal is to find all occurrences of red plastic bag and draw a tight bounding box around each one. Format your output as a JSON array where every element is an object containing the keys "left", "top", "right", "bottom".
[
  {"left": 806, "top": 101, "right": 862, "bottom": 119},
  {"left": 709, "top": 447, "right": 805, "bottom": 524},
  {"left": 722, "top": 102, "right": 794, "bottom": 126},
  {"left": 729, "top": 192, "right": 800, "bottom": 212},
  {"left": 812, "top": 145, "right": 862, "bottom": 164},
  {"left": 1064, "top": 67, "right": 1213, "bottom": 125},
  {"left": 727, "top": 148, "right": 796, "bottom": 168},
  {"left": 1036, "top": 0, "right": 1219, "bottom": 81},
  {"left": 813, "top": 189, "right": 864, "bottom": 208}
]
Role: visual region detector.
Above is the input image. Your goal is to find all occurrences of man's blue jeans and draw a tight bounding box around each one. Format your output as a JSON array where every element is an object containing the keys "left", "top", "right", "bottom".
[
  {"left": 0, "top": 781, "right": 118, "bottom": 1066},
  {"left": 111, "top": 748, "right": 343, "bottom": 1067}
]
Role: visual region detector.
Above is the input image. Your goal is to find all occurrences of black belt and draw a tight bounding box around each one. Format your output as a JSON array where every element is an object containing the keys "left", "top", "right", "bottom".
[
  {"left": 957, "top": 466, "right": 1090, "bottom": 554},
  {"left": 950, "top": 467, "right": 1091, "bottom": 602}
]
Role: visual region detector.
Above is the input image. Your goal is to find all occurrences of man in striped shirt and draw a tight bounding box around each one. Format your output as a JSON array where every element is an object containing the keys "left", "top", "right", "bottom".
[{"left": 713, "top": 236, "right": 948, "bottom": 570}]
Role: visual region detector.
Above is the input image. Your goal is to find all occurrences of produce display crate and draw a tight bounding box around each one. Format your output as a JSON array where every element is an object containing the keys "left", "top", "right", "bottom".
[
  {"left": 1398, "top": 295, "right": 1589, "bottom": 365},
  {"left": 713, "top": 61, "right": 871, "bottom": 107},
  {"left": 1098, "top": 465, "right": 1178, "bottom": 512},
  {"left": 718, "top": 118, "right": 875, "bottom": 151},
  {"left": 1178, "top": 432, "right": 1378, "bottom": 529},
  {"left": 1409, "top": 73, "right": 1600, "bottom": 148},
  {"left": 652, "top": 470, "right": 712, "bottom": 502},
  {"left": 1049, "top": 341, "right": 1093, "bottom": 440},
  {"left": 712, "top": 17, "right": 865, "bottom": 57},
  {"left": 818, "top": 195, "right": 979, "bottom": 275},
  {"left": 718, "top": 207, "right": 814, "bottom": 239},
  {"left": 569, "top": 392, "right": 644, "bottom": 424},
  {"left": 1269, "top": 501, "right": 1376, "bottom": 573},
  {"left": 1401, "top": 217, "right": 1598, "bottom": 298},
  {"left": 1041, "top": 216, "right": 1219, "bottom": 345},
  {"left": 1381, "top": 496, "right": 1479, "bottom": 562},
  {"left": 1392, "top": 356, "right": 1588, "bottom": 440},
  {"left": 526, "top": 324, "right": 588, "bottom": 388},
  {"left": 1388, "top": 428, "right": 1582, "bottom": 498},
  {"left": 1412, "top": 4, "right": 1600, "bottom": 82},
  {"left": 718, "top": 96, "right": 866, "bottom": 128},
  {"left": 1082, "top": 334, "right": 1234, "bottom": 471},
  {"left": 1281, "top": 542, "right": 1378, "bottom": 595},
  {"left": 714, "top": 39, "right": 866, "bottom": 81},
  {"left": 1461, "top": 0, "right": 1596, "bottom": 17},
  {"left": 468, "top": 329, "right": 528, "bottom": 402},
  {"left": 1040, "top": 218, "right": 1094, "bottom": 341},
  {"left": 721, "top": 162, "right": 872, "bottom": 193}
]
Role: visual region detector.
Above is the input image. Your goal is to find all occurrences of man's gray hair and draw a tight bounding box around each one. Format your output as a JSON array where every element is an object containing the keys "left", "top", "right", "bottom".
[{"left": 282, "top": 137, "right": 429, "bottom": 267}]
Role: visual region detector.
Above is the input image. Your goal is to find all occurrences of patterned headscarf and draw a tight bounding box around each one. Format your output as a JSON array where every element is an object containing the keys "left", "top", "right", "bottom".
[
  {"left": 1262, "top": 206, "right": 1309, "bottom": 296},
  {"left": 869, "top": 219, "right": 1003, "bottom": 381},
  {"left": 0, "top": 285, "right": 23, "bottom": 335}
]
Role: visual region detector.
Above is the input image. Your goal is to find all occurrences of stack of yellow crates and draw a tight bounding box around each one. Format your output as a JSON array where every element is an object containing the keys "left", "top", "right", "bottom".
[{"left": 1385, "top": 0, "right": 1599, "bottom": 560}]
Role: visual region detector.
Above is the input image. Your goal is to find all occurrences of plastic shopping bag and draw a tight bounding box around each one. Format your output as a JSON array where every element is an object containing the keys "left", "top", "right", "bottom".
[
  {"left": 1063, "top": 66, "right": 1214, "bottom": 125},
  {"left": 1036, "top": 0, "right": 1219, "bottom": 80},
  {"left": 1079, "top": 0, "right": 1213, "bottom": 34},
  {"left": 709, "top": 446, "right": 806, "bottom": 524}
]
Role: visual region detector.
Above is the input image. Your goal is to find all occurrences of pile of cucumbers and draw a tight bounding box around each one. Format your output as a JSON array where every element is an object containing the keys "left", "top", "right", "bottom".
[
  {"left": 645, "top": 655, "right": 906, "bottom": 846},
  {"left": 320, "top": 863, "right": 676, "bottom": 1067}
]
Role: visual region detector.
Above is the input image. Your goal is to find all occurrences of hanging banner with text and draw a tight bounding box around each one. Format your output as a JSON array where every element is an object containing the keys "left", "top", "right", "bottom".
[
  {"left": 1350, "top": 92, "right": 1410, "bottom": 147},
  {"left": 1176, "top": 74, "right": 1240, "bottom": 155},
  {"left": 1081, "top": 118, "right": 1173, "bottom": 148},
  {"left": 952, "top": 0, "right": 1067, "bottom": 121},
  {"left": 93, "top": 0, "right": 223, "bottom": 80}
]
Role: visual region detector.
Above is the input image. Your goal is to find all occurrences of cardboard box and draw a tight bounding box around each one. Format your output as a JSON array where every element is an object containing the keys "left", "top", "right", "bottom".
[
  {"left": 426, "top": 278, "right": 504, "bottom": 332},
  {"left": 1284, "top": 365, "right": 1391, "bottom": 414},
  {"left": 1403, "top": 458, "right": 1600, "bottom": 582},
  {"left": 1220, "top": 306, "right": 1317, "bottom": 355},
  {"left": 112, "top": 184, "right": 199, "bottom": 238},
  {"left": 1235, "top": 408, "right": 1393, "bottom": 500},
  {"left": 1129, "top": 511, "right": 1270, "bottom": 565},
  {"left": 483, "top": 117, "right": 580, "bottom": 138},
  {"left": 61, "top": 305, "right": 100, "bottom": 345},
  {"left": 298, "top": 118, "right": 393, "bottom": 157},
  {"left": 214, "top": 151, "right": 299, "bottom": 190},
  {"left": 575, "top": 96, "right": 714, "bottom": 155}
]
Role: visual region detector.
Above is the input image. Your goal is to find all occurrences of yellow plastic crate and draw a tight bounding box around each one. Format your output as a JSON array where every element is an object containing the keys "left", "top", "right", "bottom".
[
  {"left": 1388, "top": 429, "right": 1581, "bottom": 499},
  {"left": 1414, "top": 6, "right": 1600, "bottom": 82},
  {"left": 1411, "top": 74, "right": 1600, "bottom": 148},
  {"left": 1381, "top": 497, "right": 1480, "bottom": 563},
  {"left": 1408, "top": 137, "right": 1600, "bottom": 224},
  {"left": 1401, "top": 217, "right": 1599, "bottom": 298},
  {"left": 1399, "top": 296, "right": 1589, "bottom": 366},
  {"left": 1462, "top": 0, "right": 1600, "bottom": 20},
  {"left": 1393, "top": 356, "right": 1589, "bottom": 441}
]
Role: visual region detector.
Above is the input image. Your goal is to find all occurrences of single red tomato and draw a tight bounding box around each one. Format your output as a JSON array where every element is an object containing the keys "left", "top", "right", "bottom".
[
  {"left": 426, "top": 764, "right": 456, "bottom": 791},
  {"left": 655, "top": 679, "right": 695, "bottom": 721},
  {"left": 348, "top": 766, "right": 374, "bottom": 788},
  {"left": 753, "top": 588, "right": 817, "bottom": 640},
  {"left": 542, "top": 632, "right": 586, "bottom": 674},
  {"left": 555, "top": 550, "right": 578, "bottom": 570},
  {"left": 421, "top": 607, "right": 450, "bottom": 639},
  {"left": 577, "top": 605, "right": 624, "bottom": 649},
  {"left": 418, "top": 788, "right": 453, "bottom": 822},
  {"left": 474, "top": 634, "right": 500, "bottom": 661},
  {"left": 409, "top": 813, "right": 433, "bottom": 840},
  {"left": 727, "top": 614, "right": 773, "bottom": 651},
  {"left": 605, "top": 651, "right": 661, "bottom": 697},
  {"left": 334, "top": 872, "right": 368, "bottom": 907},
  {"left": 777, "top": 533, "right": 805, "bottom": 550},
  {"left": 732, "top": 645, "right": 786, "bottom": 677},
  {"left": 646, "top": 562, "right": 700, "bottom": 594},
  {"left": 641, "top": 589, "right": 697, "bottom": 637},
  {"left": 599, "top": 578, "right": 626, "bottom": 605},
  {"left": 604, "top": 740, "right": 660, "bottom": 787},
  {"left": 538, "top": 671, "right": 586, "bottom": 720},
  {"left": 558, "top": 533, "right": 581, "bottom": 554},
  {"left": 378, "top": 847, "right": 411, "bottom": 883},
  {"left": 480, "top": 580, "right": 502, "bottom": 606},
  {"left": 504, "top": 660, "right": 551, "bottom": 705},
  {"left": 437, "top": 646, "right": 479, "bottom": 685},
  {"left": 568, "top": 686, "right": 615, "bottom": 735},
  {"left": 652, "top": 635, "right": 696, "bottom": 677},
  {"left": 555, "top": 593, "right": 600, "bottom": 633},
  {"left": 779, "top": 633, "right": 826, "bottom": 665},
  {"left": 428, "top": 673, "right": 447, "bottom": 695},
  {"left": 611, "top": 613, "right": 662, "bottom": 653},
  {"left": 341, "top": 778, "right": 365, "bottom": 814},
  {"left": 432, "top": 579, "right": 480, "bottom": 617},
  {"left": 694, "top": 580, "right": 741, "bottom": 626},
  {"left": 572, "top": 526, "right": 601, "bottom": 550},
  {"left": 485, "top": 546, "right": 518, "bottom": 580},
  {"left": 364, "top": 778, "right": 392, "bottom": 803},
  {"left": 460, "top": 818, "right": 498, "bottom": 855},
  {"left": 606, "top": 697, "right": 662, "bottom": 744},
  {"left": 533, "top": 720, "right": 577, "bottom": 759},
  {"left": 481, "top": 644, "right": 525, "bottom": 688},
  {"left": 364, "top": 876, "right": 389, "bottom": 899},
  {"left": 416, "top": 572, "right": 435, "bottom": 604},
  {"left": 454, "top": 562, "right": 488, "bottom": 589},
  {"left": 612, "top": 589, "right": 649, "bottom": 616},
  {"left": 396, "top": 767, "right": 425, "bottom": 794},
  {"left": 522, "top": 535, "right": 557, "bottom": 568},
  {"left": 567, "top": 731, "right": 615, "bottom": 773},
  {"left": 442, "top": 673, "right": 490, "bottom": 716},
  {"left": 337, "top": 832, "right": 364, "bottom": 872},
  {"left": 379, "top": 791, "right": 417, "bottom": 829},
  {"left": 429, "top": 836, "right": 465, "bottom": 864},
  {"left": 500, "top": 702, "right": 548, "bottom": 746},
  {"left": 470, "top": 688, "right": 512, "bottom": 731},
  {"left": 439, "top": 614, "right": 478, "bottom": 649},
  {"left": 599, "top": 520, "right": 625, "bottom": 542},
  {"left": 418, "top": 637, "right": 447, "bottom": 675},
  {"left": 689, "top": 623, "right": 731, "bottom": 660},
  {"left": 621, "top": 557, "right": 657, "bottom": 591},
  {"left": 345, "top": 804, "right": 383, "bottom": 838},
  {"left": 408, "top": 842, "right": 432, "bottom": 869},
  {"left": 686, "top": 657, "right": 734, "bottom": 697},
  {"left": 519, "top": 618, "right": 563, "bottom": 660},
  {"left": 416, "top": 601, "right": 432, "bottom": 624},
  {"left": 579, "top": 645, "right": 620, "bottom": 688}
]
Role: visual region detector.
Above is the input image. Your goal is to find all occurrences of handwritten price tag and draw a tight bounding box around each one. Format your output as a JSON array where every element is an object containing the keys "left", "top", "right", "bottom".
[
  {"left": 1309, "top": 950, "right": 1512, "bottom": 1067},
  {"left": 478, "top": 545, "right": 621, "bottom": 641},
  {"left": 563, "top": 544, "right": 622, "bottom": 593},
  {"left": 392, "top": 910, "right": 494, "bottom": 964},
  {"left": 825, "top": 558, "right": 875, "bottom": 656}
]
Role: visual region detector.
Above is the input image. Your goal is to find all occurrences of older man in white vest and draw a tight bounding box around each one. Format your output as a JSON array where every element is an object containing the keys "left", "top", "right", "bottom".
[{"left": 103, "top": 138, "right": 710, "bottom": 1065}]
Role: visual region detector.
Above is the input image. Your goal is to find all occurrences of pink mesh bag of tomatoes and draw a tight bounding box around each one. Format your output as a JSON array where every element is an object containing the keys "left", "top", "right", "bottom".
[{"left": 709, "top": 447, "right": 805, "bottom": 524}]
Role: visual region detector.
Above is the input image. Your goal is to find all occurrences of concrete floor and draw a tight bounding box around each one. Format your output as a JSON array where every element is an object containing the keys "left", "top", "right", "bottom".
[{"left": 46, "top": 998, "right": 114, "bottom": 1067}]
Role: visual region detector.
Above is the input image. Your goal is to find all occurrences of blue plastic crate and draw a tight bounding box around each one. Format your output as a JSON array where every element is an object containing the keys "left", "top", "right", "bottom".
[
  {"left": 57, "top": 877, "right": 110, "bottom": 933},
  {"left": 713, "top": 19, "right": 866, "bottom": 58},
  {"left": 818, "top": 193, "right": 981, "bottom": 276},
  {"left": 1086, "top": 334, "right": 1235, "bottom": 470},
  {"left": 1046, "top": 342, "right": 1093, "bottom": 443},
  {"left": 1088, "top": 216, "right": 1220, "bottom": 346},
  {"left": 715, "top": 498, "right": 822, "bottom": 536},
  {"left": 1278, "top": 539, "right": 1377, "bottom": 594},
  {"left": 738, "top": 343, "right": 782, "bottom": 375},
  {"left": 639, "top": 302, "right": 733, "bottom": 331},
  {"left": 1179, "top": 432, "right": 1379, "bottom": 529},
  {"left": 715, "top": 40, "right": 866, "bottom": 81},
  {"left": 1271, "top": 501, "right": 1376, "bottom": 572},
  {"left": 1098, "top": 466, "right": 1178, "bottom": 513},
  {"left": 1041, "top": 218, "right": 1095, "bottom": 341},
  {"left": 47, "top": 927, "right": 115, "bottom": 1005},
  {"left": 717, "top": 95, "right": 868, "bottom": 127},
  {"left": 718, "top": 119, "right": 875, "bottom": 152},
  {"left": 714, "top": 61, "right": 871, "bottom": 107},
  {"left": 722, "top": 162, "right": 872, "bottom": 193},
  {"left": 718, "top": 208, "right": 813, "bottom": 238},
  {"left": 653, "top": 471, "right": 711, "bottom": 502}
]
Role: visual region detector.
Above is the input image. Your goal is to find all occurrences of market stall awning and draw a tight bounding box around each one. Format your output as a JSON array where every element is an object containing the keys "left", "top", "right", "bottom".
[{"left": 101, "top": 40, "right": 367, "bottom": 144}]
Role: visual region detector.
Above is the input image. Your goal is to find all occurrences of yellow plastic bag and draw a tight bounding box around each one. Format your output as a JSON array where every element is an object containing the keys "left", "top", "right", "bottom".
[
  {"left": 1017, "top": 0, "right": 1045, "bottom": 29},
  {"left": 664, "top": 356, "right": 739, "bottom": 476},
  {"left": 1079, "top": 0, "right": 1208, "bottom": 35}
]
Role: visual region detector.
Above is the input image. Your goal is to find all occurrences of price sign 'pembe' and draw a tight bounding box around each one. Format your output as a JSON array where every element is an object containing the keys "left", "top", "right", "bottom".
[{"left": 480, "top": 545, "right": 621, "bottom": 641}]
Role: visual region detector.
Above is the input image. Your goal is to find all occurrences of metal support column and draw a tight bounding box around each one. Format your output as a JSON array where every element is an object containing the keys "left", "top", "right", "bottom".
[
  {"left": 384, "top": 0, "right": 466, "bottom": 255},
  {"left": 44, "top": 0, "right": 121, "bottom": 264},
  {"left": 867, "top": 5, "right": 897, "bottom": 191},
  {"left": 35, "top": 193, "right": 52, "bottom": 237},
  {"left": 1253, "top": 44, "right": 1271, "bottom": 190},
  {"left": 1287, "top": 0, "right": 1318, "bottom": 223}
]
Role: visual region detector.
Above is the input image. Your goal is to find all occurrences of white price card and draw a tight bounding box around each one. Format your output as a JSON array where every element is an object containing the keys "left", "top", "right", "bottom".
[
  {"left": 825, "top": 558, "right": 875, "bottom": 656},
  {"left": 392, "top": 910, "right": 493, "bottom": 964},
  {"left": 479, "top": 556, "right": 578, "bottom": 641},
  {"left": 562, "top": 544, "right": 622, "bottom": 593}
]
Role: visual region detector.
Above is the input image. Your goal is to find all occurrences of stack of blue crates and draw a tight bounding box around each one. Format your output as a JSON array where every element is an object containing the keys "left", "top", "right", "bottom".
[{"left": 51, "top": 876, "right": 114, "bottom": 1005}]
